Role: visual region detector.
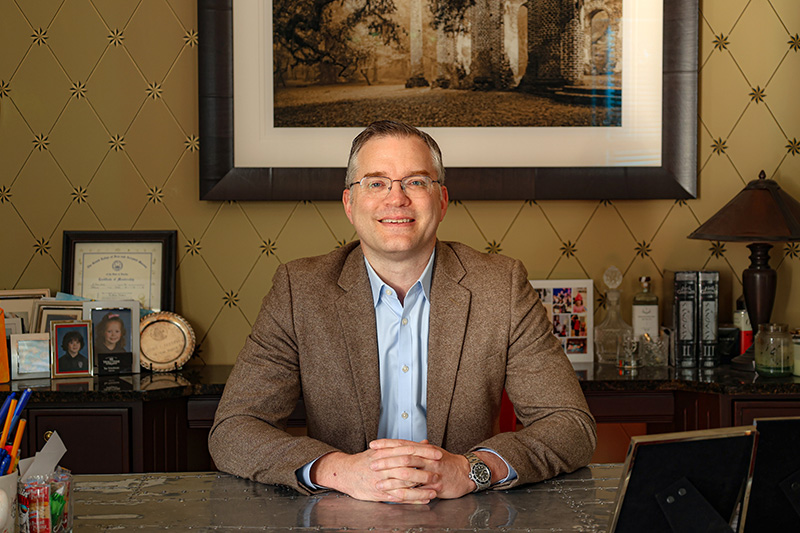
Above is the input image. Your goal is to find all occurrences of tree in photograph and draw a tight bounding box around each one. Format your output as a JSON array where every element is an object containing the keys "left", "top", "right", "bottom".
[
  {"left": 429, "top": 0, "right": 475, "bottom": 34},
  {"left": 273, "top": 0, "right": 405, "bottom": 85}
]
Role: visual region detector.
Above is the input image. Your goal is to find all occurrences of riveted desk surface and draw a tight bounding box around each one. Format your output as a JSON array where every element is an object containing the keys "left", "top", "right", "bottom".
[{"left": 72, "top": 464, "right": 622, "bottom": 531}]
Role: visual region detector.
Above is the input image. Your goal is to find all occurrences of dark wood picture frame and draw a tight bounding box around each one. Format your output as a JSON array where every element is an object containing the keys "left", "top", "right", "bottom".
[
  {"left": 198, "top": 0, "right": 698, "bottom": 201},
  {"left": 61, "top": 230, "right": 177, "bottom": 312}
]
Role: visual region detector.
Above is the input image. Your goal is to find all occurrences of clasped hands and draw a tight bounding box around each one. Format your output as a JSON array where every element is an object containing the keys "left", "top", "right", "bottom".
[{"left": 310, "top": 439, "right": 493, "bottom": 504}]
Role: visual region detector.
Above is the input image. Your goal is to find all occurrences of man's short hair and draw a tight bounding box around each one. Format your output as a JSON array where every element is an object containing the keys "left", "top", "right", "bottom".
[{"left": 345, "top": 120, "right": 445, "bottom": 188}]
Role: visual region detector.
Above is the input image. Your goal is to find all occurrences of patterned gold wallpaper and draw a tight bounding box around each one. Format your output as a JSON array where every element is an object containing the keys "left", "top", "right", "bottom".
[{"left": 0, "top": 0, "right": 798, "bottom": 367}]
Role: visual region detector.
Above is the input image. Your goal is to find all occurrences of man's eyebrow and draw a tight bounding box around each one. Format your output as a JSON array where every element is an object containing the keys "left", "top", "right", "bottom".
[{"left": 361, "top": 170, "right": 433, "bottom": 178}]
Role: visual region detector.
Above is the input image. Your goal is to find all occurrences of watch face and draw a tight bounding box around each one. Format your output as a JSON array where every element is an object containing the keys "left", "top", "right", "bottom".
[{"left": 474, "top": 464, "right": 491, "bottom": 484}]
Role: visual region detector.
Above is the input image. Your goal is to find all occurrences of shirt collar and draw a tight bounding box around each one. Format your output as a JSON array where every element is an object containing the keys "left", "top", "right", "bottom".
[{"left": 364, "top": 249, "right": 436, "bottom": 307}]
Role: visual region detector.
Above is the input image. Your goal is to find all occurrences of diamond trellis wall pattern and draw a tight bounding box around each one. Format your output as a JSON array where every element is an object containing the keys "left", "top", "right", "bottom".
[{"left": 0, "top": 0, "right": 798, "bottom": 367}]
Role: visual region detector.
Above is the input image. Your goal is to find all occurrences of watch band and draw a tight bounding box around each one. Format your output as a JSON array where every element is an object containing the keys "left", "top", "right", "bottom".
[{"left": 464, "top": 452, "right": 492, "bottom": 492}]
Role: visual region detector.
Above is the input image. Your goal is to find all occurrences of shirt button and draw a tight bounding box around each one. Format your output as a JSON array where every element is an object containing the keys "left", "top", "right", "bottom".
[
  {"left": 402, "top": 318, "right": 408, "bottom": 325},
  {"left": 401, "top": 412, "right": 409, "bottom": 420},
  {"left": 386, "top": 289, "right": 393, "bottom": 296},
  {"left": 402, "top": 365, "right": 409, "bottom": 373}
]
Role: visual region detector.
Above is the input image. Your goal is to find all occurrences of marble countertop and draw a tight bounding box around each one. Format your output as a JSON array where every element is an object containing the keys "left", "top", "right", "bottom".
[{"left": 71, "top": 464, "right": 623, "bottom": 531}]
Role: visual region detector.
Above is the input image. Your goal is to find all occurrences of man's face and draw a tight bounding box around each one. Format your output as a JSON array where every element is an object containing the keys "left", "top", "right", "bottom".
[{"left": 342, "top": 135, "right": 448, "bottom": 264}]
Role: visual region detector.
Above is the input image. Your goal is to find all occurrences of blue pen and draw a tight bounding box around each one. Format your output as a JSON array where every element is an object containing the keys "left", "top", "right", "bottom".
[
  {"left": 0, "top": 455, "right": 10, "bottom": 476},
  {"left": 13, "top": 389, "right": 31, "bottom": 419},
  {"left": 0, "top": 394, "right": 16, "bottom": 427},
  {"left": 6, "top": 389, "right": 31, "bottom": 446}
]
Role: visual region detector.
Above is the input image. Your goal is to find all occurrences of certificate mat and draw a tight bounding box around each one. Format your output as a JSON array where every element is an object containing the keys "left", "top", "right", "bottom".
[{"left": 72, "top": 242, "right": 163, "bottom": 310}]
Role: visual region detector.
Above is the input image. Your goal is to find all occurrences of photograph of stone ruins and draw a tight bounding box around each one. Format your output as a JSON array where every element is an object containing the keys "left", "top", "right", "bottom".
[{"left": 273, "top": 0, "right": 622, "bottom": 128}]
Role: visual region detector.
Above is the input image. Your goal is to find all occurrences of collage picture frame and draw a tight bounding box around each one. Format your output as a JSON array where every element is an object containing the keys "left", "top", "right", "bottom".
[{"left": 530, "top": 279, "right": 594, "bottom": 364}]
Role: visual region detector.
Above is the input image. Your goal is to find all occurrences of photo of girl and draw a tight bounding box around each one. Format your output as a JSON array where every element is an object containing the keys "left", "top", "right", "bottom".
[
  {"left": 58, "top": 330, "right": 89, "bottom": 372},
  {"left": 572, "top": 292, "right": 587, "bottom": 313},
  {"left": 94, "top": 312, "right": 129, "bottom": 354}
]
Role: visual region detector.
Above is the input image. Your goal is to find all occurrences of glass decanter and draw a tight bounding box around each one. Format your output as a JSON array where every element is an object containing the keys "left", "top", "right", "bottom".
[{"left": 594, "top": 266, "right": 633, "bottom": 365}]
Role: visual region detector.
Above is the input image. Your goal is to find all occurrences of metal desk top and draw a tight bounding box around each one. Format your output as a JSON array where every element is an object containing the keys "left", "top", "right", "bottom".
[{"left": 72, "top": 464, "right": 622, "bottom": 531}]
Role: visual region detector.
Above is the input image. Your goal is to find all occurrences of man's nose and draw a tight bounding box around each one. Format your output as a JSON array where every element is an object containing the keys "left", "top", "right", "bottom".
[{"left": 385, "top": 180, "right": 411, "bottom": 203}]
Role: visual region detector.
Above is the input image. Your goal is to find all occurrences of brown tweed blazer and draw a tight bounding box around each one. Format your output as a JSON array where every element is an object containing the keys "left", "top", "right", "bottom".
[{"left": 209, "top": 241, "right": 596, "bottom": 494}]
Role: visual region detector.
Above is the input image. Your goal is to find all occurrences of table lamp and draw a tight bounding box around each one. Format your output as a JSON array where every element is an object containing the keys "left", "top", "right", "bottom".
[{"left": 688, "top": 170, "right": 800, "bottom": 371}]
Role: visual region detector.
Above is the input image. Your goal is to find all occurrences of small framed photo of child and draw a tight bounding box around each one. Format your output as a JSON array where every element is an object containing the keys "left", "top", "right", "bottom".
[
  {"left": 50, "top": 320, "right": 93, "bottom": 378},
  {"left": 82, "top": 300, "right": 140, "bottom": 375}
]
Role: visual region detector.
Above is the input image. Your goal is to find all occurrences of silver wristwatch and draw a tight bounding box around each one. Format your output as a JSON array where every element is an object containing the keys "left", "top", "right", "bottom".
[{"left": 464, "top": 452, "right": 492, "bottom": 492}]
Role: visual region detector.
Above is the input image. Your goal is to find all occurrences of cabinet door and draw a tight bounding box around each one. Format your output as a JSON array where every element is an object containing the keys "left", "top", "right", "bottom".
[
  {"left": 734, "top": 400, "right": 800, "bottom": 426},
  {"left": 27, "top": 408, "right": 131, "bottom": 474}
]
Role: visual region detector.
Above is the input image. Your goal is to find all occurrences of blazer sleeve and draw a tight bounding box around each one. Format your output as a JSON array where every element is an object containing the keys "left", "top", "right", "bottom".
[
  {"left": 473, "top": 260, "right": 597, "bottom": 488},
  {"left": 208, "top": 264, "right": 338, "bottom": 494}
]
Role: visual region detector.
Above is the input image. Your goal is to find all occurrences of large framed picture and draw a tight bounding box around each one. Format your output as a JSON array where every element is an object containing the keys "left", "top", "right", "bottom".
[
  {"left": 82, "top": 300, "right": 141, "bottom": 375},
  {"left": 198, "top": 0, "right": 697, "bottom": 201},
  {"left": 50, "top": 320, "right": 93, "bottom": 378},
  {"left": 530, "top": 279, "right": 594, "bottom": 364},
  {"left": 9, "top": 333, "right": 51, "bottom": 380},
  {"left": 61, "top": 231, "right": 177, "bottom": 312}
]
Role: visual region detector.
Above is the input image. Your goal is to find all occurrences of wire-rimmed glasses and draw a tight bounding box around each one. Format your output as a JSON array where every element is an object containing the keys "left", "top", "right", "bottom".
[{"left": 349, "top": 176, "right": 441, "bottom": 198}]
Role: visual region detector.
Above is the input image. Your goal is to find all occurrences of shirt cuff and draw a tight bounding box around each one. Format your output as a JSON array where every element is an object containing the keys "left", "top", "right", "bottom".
[
  {"left": 296, "top": 457, "right": 326, "bottom": 491},
  {"left": 475, "top": 447, "right": 518, "bottom": 484}
]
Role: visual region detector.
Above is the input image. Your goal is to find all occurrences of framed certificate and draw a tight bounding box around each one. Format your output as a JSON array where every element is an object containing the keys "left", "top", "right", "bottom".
[{"left": 61, "top": 231, "right": 177, "bottom": 312}]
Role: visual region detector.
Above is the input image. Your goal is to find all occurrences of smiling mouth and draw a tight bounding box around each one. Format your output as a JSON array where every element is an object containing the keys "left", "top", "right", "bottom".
[{"left": 379, "top": 218, "right": 413, "bottom": 224}]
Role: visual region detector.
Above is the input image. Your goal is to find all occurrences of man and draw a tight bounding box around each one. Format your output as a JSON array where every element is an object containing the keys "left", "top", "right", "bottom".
[{"left": 209, "top": 121, "right": 596, "bottom": 504}]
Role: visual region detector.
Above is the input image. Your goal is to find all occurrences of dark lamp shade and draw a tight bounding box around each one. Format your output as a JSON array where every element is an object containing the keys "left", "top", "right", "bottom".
[{"left": 688, "top": 171, "right": 800, "bottom": 242}]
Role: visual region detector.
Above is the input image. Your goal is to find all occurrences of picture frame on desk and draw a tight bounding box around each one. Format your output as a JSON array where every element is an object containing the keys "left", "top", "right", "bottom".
[
  {"left": 50, "top": 320, "right": 93, "bottom": 379},
  {"left": 4, "top": 317, "right": 22, "bottom": 337},
  {"left": 198, "top": 0, "right": 698, "bottom": 201},
  {"left": 0, "top": 289, "right": 51, "bottom": 333},
  {"left": 609, "top": 426, "right": 757, "bottom": 532},
  {"left": 82, "top": 300, "right": 140, "bottom": 375},
  {"left": 61, "top": 230, "right": 177, "bottom": 312},
  {"left": 34, "top": 300, "right": 85, "bottom": 334},
  {"left": 530, "top": 279, "right": 594, "bottom": 364},
  {"left": 9, "top": 333, "right": 51, "bottom": 380}
]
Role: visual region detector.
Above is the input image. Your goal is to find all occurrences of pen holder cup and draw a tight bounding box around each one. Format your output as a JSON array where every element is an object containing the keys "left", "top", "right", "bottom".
[
  {"left": 0, "top": 469, "right": 18, "bottom": 533},
  {"left": 18, "top": 470, "right": 73, "bottom": 533}
]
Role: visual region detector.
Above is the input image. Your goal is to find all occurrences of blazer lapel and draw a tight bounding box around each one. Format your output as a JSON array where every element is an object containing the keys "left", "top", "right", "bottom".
[
  {"left": 335, "top": 245, "right": 381, "bottom": 444},
  {"left": 426, "top": 242, "right": 470, "bottom": 447}
]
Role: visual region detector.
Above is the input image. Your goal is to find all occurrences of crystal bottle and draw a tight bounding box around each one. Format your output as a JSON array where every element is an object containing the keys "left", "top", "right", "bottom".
[{"left": 594, "top": 266, "right": 634, "bottom": 365}]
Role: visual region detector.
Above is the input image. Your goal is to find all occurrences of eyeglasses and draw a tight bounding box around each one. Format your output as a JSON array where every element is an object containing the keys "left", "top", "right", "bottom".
[{"left": 349, "top": 176, "right": 441, "bottom": 198}]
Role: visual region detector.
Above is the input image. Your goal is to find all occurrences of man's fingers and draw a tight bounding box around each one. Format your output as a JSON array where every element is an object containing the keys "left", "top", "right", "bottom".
[
  {"left": 382, "top": 486, "right": 438, "bottom": 504},
  {"left": 369, "top": 443, "right": 444, "bottom": 462},
  {"left": 370, "top": 438, "right": 419, "bottom": 449}
]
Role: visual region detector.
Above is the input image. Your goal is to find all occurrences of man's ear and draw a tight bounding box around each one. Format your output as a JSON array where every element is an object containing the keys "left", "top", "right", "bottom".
[{"left": 342, "top": 188, "right": 354, "bottom": 223}]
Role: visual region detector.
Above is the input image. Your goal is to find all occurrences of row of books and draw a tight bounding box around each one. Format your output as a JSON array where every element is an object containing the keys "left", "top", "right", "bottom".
[{"left": 664, "top": 270, "right": 720, "bottom": 368}]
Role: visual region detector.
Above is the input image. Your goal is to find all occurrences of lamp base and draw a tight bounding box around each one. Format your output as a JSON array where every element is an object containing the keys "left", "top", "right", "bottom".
[{"left": 730, "top": 344, "right": 756, "bottom": 372}]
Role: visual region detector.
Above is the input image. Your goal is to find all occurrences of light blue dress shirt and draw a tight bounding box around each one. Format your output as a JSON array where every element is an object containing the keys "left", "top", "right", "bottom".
[{"left": 297, "top": 250, "right": 515, "bottom": 488}]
